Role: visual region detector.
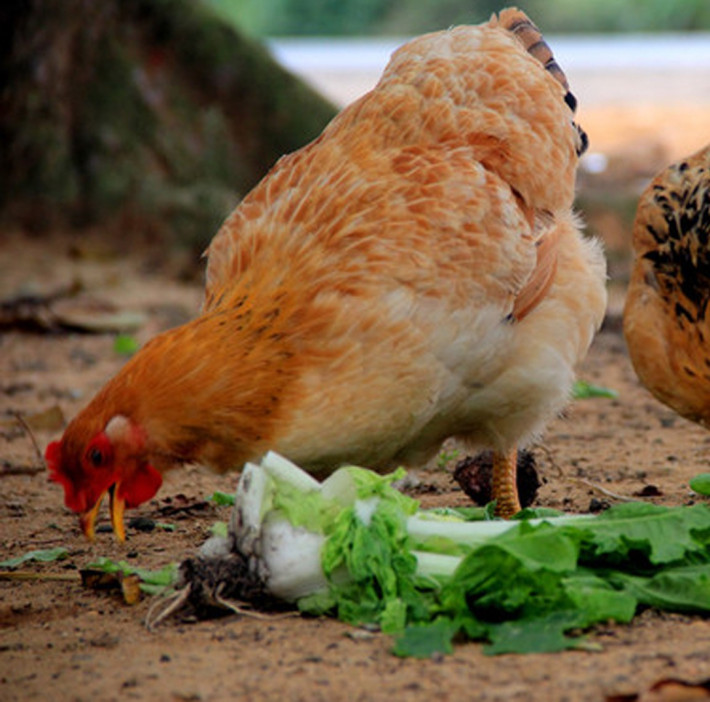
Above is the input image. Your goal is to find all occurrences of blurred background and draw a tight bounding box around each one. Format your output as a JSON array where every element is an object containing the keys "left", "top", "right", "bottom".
[
  {"left": 210, "top": 0, "right": 710, "bottom": 35},
  {"left": 1, "top": 0, "right": 709, "bottom": 280}
]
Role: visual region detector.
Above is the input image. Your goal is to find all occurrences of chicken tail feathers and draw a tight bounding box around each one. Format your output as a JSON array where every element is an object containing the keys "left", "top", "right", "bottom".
[
  {"left": 496, "top": 7, "right": 588, "bottom": 156},
  {"left": 497, "top": 9, "right": 569, "bottom": 96}
]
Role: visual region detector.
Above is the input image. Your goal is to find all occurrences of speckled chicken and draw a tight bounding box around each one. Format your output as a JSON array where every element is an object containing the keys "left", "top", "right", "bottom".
[
  {"left": 624, "top": 145, "right": 710, "bottom": 425},
  {"left": 46, "top": 8, "right": 607, "bottom": 540}
]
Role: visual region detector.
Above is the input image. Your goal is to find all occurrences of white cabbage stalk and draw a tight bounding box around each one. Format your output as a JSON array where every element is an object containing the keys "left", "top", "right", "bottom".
[{"left": 228, "top": 454, "right": 329, "bottom": 601}]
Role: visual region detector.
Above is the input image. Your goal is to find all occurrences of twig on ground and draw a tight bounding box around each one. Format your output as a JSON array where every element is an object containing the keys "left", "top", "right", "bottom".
[
  {"left": 0, "top": 462, "right": 45, "bottom": 477},
  {"left": 535, "top": 444, "right": 636, "bottom": 503},
  {"left": 572, "top": 477, "right": 636, "bottom": 502},
  {"left": 12, "top": 411, "right": 45, "bottom": 464},
  {"left": 0, "top": 571, "right": 79, "bottom": 582}
]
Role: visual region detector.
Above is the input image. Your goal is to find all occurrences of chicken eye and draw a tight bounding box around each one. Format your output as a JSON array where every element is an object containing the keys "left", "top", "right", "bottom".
[
  {"left": 89, "top": 448, "right": 105, "bottom": 467},
  {"left": 85, "top": 433, "right": 114, "bottom": 470}
]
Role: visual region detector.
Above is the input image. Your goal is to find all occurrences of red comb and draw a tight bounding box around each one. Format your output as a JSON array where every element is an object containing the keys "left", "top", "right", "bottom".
[{"left": 45, "top": 440, "right": 84, "bottom": 512}]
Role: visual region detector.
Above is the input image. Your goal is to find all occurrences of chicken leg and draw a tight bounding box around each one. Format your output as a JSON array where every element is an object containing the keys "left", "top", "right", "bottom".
[{"left": 491, "top": 448, "right": 522, "bottom": 518}]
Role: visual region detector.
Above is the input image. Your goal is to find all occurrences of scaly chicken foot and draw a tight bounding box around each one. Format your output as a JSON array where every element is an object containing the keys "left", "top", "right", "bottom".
[{"left": 491, "top": 448, "right": 522, "bottom": 518}]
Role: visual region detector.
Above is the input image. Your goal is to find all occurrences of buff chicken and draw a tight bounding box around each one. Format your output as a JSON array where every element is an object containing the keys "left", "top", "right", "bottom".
[
  {"left": 46, "top": 8, "right": 607, "bottom": 541},
  {"left": 624, "top": 144, "right": 710, "bottom": 425}
]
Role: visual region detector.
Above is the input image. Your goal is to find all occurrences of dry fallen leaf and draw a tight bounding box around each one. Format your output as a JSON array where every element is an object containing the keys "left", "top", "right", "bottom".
[
  {"left": 51, "top": 297, "right": 146, "bottom": 333},
  {"left": 0, "top": 281, "right": 82, "bottom": 331},
  {"left": 80, "top": 569, "right": 122, "bottom": 591},
  {"left": 0, "top": 406, "right": 65, "bottom": 434},
  {"left": 644, "top": 679, "right": 710, "bottom": 701},
  {"left": 0, "top": 283, "right": 145, "bottom": 334},
  {"left": 81, "top": 569, "right": 142, "bottom": 604},
  {"left": 607, "top": 678, "right": 710, "bottom": 702},
  {"left": 121, "top": 574, "right": 143, "bottom": 606}
]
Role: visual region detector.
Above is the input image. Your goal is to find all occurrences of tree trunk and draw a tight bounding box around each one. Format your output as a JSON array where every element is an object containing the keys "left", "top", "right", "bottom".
[{"left": 0, "top": 0, "right": 338, "bottom": 247}]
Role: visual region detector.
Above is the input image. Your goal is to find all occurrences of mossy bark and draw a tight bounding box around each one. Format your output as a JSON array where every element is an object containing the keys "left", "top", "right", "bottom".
[{"left": 0, "top": 0, "right": 338, "bottom": 247}]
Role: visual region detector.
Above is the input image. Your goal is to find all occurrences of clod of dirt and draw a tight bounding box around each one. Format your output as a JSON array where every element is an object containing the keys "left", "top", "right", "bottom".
[
  {"left": 589, "top": 497, "right": 612, "bottom": 513},
  {"left": 146, "top": 545, "right": 289, "bottom": 629},
  {"left": 453, "top": 449, "right": 541, "bottom": 508},
  {"left": 157, "top": 496, "right": 213, "bottom": 518},
  {"left": 179, "top": 551, "right": 274, "bottom": 617},
  {"left": 634, "top": 485, "right": 664, "bottom": 497},
  {"left": 128, "top": 516, "right": 157, "bottom": 532},
  {"left": 88, "top": 633, "right": 120, "bottom": 649}
]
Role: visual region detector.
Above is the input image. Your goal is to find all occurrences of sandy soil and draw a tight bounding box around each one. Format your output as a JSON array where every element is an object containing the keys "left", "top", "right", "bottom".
[{"left": 2, "top": 96, "right": 710, "bottom": 700}]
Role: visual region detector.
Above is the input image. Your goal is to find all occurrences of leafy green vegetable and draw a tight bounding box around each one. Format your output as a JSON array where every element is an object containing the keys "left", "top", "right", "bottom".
[
  {"left": 0, "top": 547, "right": 69, "bottom": 568},
  {"left": 424, "top": 505, "right": 489, "bottom": 521},
  {"left": 608, "top": 565, "right": 710, "bottom": 613},
  {"left": 690, "top": 473, "right": 710, "bottom": 496},
  {"left": 392, "top": 618, "right": 457, "bottom": 658},
  {"left": 273, "top": 462, "right": 414, "bottom": 535},
  {"left": 113, "top": 334, "right": 140, "bottom": 356},
  {"left": 223, "top": 453, "right": 710, "bottom": 658},
  {"left": 316, "top": 494, "right": 423, "bottom": 633},
  {"left": 400, "top": 504, "right": 710, "bottom": 656},
  {"left": 569, "top": 501, "right": 710, "bottom": 565},
  {"left": 572, "top": 379, "right": 618, "bottom": 399}
]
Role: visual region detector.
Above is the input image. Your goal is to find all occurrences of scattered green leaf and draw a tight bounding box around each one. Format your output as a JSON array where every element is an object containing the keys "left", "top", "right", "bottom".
[
  {"left": 209, "top": 490, "right": 236, "bottom": 506},
  {"left": 113, "top": 334, "right": 140, "bottom": 356},
  {"left": 0, "top": 547, "right": 69, "bottom": 568},
  {"left": 572, "top": 379, "right": 618, "bottom": 400},
  {"left": 86, "top": 557, "right": 178, "bottom": 593}
]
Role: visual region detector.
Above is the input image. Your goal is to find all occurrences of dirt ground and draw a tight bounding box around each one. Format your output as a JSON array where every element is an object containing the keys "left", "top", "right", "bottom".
[{"left": 2, "top": 97, "right": 710, "bottom": 701}]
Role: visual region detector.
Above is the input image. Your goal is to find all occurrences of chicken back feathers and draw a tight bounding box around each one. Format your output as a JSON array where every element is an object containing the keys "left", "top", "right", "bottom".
[
  {"left": 624, "top": 144, "right": 710, "bottom": 425},
  {"left": 47, "top": 8, "right": 607, "bottom": 531}
]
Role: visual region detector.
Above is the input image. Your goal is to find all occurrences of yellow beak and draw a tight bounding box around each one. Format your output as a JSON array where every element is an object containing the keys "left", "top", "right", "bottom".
[
  {"left": 79, "top": 484, "right": 126, "bottom": 542},
  {"left": 109, "top": 484, "right": 126, "bottom": 542},
  {"left": 79, "top": 489, "right": 106, "bottom": 541}
]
